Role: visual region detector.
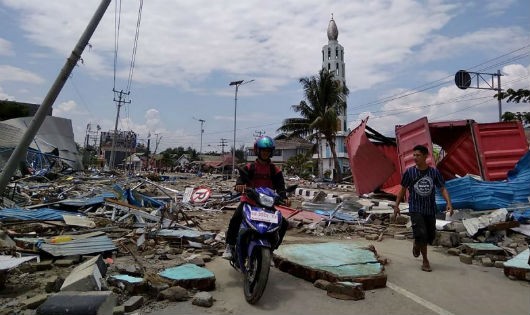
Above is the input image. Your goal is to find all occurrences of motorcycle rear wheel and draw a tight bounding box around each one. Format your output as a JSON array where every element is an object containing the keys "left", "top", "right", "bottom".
[{"left": 243, "top": 247, "right": 271, "bottom": 304}]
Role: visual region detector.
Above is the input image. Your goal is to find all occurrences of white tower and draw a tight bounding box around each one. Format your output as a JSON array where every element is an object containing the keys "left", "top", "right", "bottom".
[{"left": 318, "top": 15, "right": 349, "bottom": 179}]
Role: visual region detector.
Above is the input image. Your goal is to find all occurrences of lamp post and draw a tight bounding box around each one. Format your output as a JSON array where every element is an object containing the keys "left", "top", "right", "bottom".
[
  {"left": 193, "top": 117, "right": 206, "bottom": 156},
  {"left": 229, "top": 79, "right": 254, "bottom": 178}
]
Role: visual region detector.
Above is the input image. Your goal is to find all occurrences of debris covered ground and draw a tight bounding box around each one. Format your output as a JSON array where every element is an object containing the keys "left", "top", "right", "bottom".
[{"left": 0, "top": 169, "right": 529, "bottom": 314}]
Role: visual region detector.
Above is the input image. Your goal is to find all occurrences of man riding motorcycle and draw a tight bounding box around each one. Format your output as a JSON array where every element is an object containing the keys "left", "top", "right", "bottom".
[{"left": 223, "top": 136, "right": 290, "bottom": 260}]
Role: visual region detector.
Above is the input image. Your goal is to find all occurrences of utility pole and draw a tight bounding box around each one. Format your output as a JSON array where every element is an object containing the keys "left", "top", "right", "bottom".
[
  {"left": 0, "top": 0, "right": 111, "bottom": 195},
  {"left": 109, "top": 89, "right": 130, "bottom": 169}
]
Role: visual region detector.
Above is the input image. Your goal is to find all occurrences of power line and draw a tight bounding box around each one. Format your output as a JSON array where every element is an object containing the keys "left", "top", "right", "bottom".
[{"left": 126, "top": 0, "right": 144, "bottom": 93}]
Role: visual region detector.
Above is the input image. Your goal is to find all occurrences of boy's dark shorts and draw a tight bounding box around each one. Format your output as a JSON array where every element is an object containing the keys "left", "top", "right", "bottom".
[{"left": 409, "top": 212, "right": 436, "bottom": 246}]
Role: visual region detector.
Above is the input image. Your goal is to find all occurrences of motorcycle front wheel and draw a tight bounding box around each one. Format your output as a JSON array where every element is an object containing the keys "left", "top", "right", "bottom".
[{"left": 243, "top": 246, "right": 271, "bottom": 304}]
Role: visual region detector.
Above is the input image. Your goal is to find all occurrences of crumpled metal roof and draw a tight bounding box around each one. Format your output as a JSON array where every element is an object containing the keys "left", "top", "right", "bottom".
[{"left": 0, "top": 116, "right": 83, "bottom": 170}]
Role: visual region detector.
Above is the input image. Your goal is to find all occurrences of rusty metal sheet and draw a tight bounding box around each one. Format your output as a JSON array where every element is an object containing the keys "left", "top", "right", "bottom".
[
  {"left": 473, "top": 121, "right": 529, "bottom": 181},
  {"left": 345, "top": 118, "right": 396, "bottom": 195}
]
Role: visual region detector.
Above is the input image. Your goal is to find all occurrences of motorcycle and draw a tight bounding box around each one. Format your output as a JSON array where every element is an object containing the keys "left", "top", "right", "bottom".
[{"left": 229, "top": 186, "right": 292, "bottom": 304}]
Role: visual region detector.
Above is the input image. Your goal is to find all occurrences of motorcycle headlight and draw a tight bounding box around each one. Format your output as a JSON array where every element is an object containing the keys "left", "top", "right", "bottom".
[{"left": 258, "top": 192, "right": 274, "bottom": 208}]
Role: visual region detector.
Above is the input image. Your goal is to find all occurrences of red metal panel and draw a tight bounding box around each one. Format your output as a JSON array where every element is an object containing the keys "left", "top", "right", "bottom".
[
  {"left": 345, "top": 118, "right": 395, "bottom": 195},
  {"left": 436, "top": 129, "right": 481, "bottom": 179},
  {"left": 473, "top": 121, "right": 529, "bottom": 181},
  {"left": 373, "top": 143, "right": 401, "bottom": 188},
  {"left": 395, "top": 117, "right": 435, "bottom": 174}
]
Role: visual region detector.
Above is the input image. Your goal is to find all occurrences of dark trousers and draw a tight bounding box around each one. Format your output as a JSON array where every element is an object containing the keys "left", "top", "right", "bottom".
[
  {"left": 226, "top": 203, "right": 288, "bottom": 247},
  {"left": 410, "top": 212, "right": 436, "bottom": 246}
]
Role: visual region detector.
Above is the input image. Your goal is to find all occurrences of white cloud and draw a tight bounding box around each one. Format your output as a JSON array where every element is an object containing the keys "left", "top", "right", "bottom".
[
  {"left": 0, "top": 65, "right": 44, "bottom": 84},
  {"left": 351, "top": 62, "right": 530, "bottom": 136},
  {"left": 1, "top": 0, "right": 461, "bottom": 92},
  {"left": 0, "top": 38, "right": 13, "bottom": 56},
  {"left": 417, "top": 27, "right": 529, "bottom": 64},
  {"left": 0, "top": 85, "right": 15, "bottom": 100}
]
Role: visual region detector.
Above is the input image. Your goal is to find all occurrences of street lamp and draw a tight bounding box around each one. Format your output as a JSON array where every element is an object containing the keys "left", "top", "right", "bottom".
[
  {"left": 193, "top": 117, "right": 206, "bottom": 156},
  {"left": 229, "top": 79, "right": 254, "bottom": 178}
]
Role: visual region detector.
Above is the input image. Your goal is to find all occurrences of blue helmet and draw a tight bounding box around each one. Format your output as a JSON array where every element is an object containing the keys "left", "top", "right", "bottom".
[{"left": 254, "top": 136, "right": 275, "bottom": 155}]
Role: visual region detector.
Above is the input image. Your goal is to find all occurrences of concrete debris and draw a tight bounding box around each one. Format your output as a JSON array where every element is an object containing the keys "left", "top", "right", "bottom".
[{"left": 0, "top": 168, "right": 528, "bottom": 313}]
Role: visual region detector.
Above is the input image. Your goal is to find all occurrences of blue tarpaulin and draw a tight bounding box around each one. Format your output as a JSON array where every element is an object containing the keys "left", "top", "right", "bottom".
[
  {"left": 113, "top": 184, "right": 166, "bottom": 209},
  {"left": 436, "top": 151, "right": 530, "bottom": 211}
]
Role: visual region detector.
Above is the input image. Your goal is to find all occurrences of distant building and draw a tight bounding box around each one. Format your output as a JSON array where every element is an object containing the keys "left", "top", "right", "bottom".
[
  {"left": 99, "top": 130, "right": 137, "bottom": 167},
  {"left": 314, "top": 15, "right": 349, "bottom": 178},
  {"left": 246, "top": 136, "right": 313, "bottom": 168}
]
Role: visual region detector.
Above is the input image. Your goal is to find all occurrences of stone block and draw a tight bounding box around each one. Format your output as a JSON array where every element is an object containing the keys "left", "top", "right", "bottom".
[
  {"left": 313, "top": 279, "right": 331, "bottom": 290},
  {"left": 447, "top": 248, "right": 461, "bottom": 256},
  {"left": 494, "top": 261, "right": 505, "bottom": 268},
  {"left": 36, "top": 291, "right": 116, "bottom": 315},
  {"left": 45, "top": 275, "right": 64, "bottom": 293},
  {"left": 192, "top": 291, "right": 213, "bottom": 307},
  {"left": 123, "top": 296, "right": 144, "bottom": 313},
  {"left": 326, "top": 281, "right": 365, "bottom": 300},
  {"left": 481, "top": 257, "right": 494, "bottom": 267},
  {"left": 21, "top": 294, "right": 49, "bottom": 310},
  {"left": 30, "top": 261, "right": 53, "bottom": 272},
  {"left": 159, "top": 286, "right": 189, "bottom": 301},
  {"left": 459, "top": 254, "right": 473, "bottom": 264},
  {"left": 113, "top": 305, "right": 125, "bottom": 315},
  {"left": 365, "top": 234, "right": 379, "bottom": 241},
  {"left": 436, "top": 231, "right": 460, "bottom": 248}
]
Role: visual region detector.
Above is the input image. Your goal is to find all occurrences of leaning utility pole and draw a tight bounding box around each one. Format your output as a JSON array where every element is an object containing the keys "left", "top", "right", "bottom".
[{"left": 0, "top": 0, "right": 111, "bottom": 196}]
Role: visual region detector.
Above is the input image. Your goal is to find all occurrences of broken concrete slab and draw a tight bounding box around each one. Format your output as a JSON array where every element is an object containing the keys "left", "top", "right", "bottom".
[
  {"left": 503, "top": 249, "right": 530, "bottom": 280},
  {"left": 36, "top": 291, "right": 116, "bottom": 315},
  {"left": 108, "top": 274, "right": 146, "bottom": 294},
  {"left": 273, "top": 242, "right": 386, "bottom": 290},
  {"left": 61, "top": 255, "right": 106, "bottom": 291},
  {"left": 123, "top": 295, "right": 144, "bottom": 312},
  {"left": 461, "top": 243, "right": 505, "bottom": 257},
  {"left": 326, "top": 281, "right": 365, "bottom": 300},
  {"left": 159, "top": 263, "right": 215, "bottom": 291}
]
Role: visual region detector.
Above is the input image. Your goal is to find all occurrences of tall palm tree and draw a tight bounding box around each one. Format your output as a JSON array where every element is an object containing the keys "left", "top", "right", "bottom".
[{"left": 278, "top": 69, "right": 349, "bottom": 182}]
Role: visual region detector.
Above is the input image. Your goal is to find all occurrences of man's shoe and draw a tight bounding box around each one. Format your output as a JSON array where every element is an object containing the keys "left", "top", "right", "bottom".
[{"left": 222, "top": 245, "right": 233, "bottom": 260}]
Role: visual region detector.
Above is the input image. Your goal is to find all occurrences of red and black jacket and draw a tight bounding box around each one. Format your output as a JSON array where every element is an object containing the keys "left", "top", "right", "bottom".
[{"left": 237, "top": 160, "right": 287, "bottom": 201}]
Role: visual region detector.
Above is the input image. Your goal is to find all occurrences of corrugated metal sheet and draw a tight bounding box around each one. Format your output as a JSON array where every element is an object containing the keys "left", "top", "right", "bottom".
[
  {"left": 345, "top": 118, "right": 396, "bottom": 195},
  {"left": 39, "top": 235, "right": 116, "bottom": 257},
  {"left": 436, "top": 151, "right": 530, "bottom": 210},
  {"left": 0, "top": 116, "right": 83, "bottom": 169},
  {"left": 473, "top": 121, "right": 528, "bottom": 181},
  {"left": 395, "top": 117, "right": 435, "bottom": 174},
  {"left": 0, "top": 208, "right": 83, "bottom": 221},
  {"left": 0, "top": 255, "right": 37, "bottom": 271}
]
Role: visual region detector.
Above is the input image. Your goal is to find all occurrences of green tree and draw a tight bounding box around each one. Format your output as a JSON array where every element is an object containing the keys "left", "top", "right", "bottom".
[
  {"left": 278, "top": 69, "right": 349, "bottom": 182},
  {"left": 495, "top": 88, "right": 530, "bottom": 103},
  {"left": 285, "top": 153, "right": 313, "bottom": 178},
  {"left": 0, "top": 101, "right": 29, "bottom": 120}
]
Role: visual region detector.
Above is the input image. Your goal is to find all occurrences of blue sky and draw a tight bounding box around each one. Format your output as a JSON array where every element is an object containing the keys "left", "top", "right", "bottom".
[{"left": 0, "top": 0, "right": 529, "bottom": 152}]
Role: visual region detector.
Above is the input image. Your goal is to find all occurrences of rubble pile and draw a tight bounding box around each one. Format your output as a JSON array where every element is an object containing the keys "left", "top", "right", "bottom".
[{"left": 0, "top": 169, "right": 529, "bottom": 314}]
